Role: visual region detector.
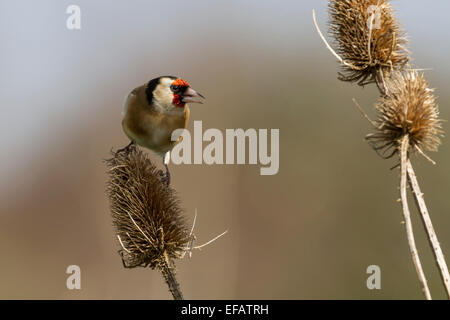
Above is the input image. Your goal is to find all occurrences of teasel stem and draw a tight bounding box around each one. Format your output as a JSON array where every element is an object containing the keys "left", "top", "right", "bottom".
[
  {"left": 399, "top": 135, "right": 432, "bottom": 300},
  {"left": 377, "top": 68, "right": 449, "bottom": 299},
  {"left": 407, "top": 160, "right": 450, "bottom": 298},
  {"left": 159, "top": 252, "right": 184, "bottom": 300}
]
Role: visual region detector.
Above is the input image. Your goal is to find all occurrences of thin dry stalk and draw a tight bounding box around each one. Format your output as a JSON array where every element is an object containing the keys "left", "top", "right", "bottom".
[
  {"left": 375, "top": 70, "right": 449, "bottom": 298},
  {"left": 399, "top": 135, "right": 432, "bottom": 299},
  {"left": 407, "top": 160, "right": 450, "bottom": 298},
  {"left": 160, "top": 252, "right": 183, "bottom": 300}
]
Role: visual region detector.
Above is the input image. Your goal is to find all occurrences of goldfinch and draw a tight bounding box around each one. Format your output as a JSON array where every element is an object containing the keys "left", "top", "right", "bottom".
[{"left": 120, "top": 76, "right": 205, "bottom": 184}]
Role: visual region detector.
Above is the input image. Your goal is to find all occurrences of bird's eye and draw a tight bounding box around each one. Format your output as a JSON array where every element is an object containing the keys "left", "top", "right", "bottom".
[{"left": 171, "top": 85, "right": 180, "bottom": 93}]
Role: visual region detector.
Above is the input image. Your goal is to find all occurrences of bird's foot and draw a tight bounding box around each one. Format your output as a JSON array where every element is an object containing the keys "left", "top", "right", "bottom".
[
  {"left": 157, "top": 169, "right": 170, "bottom": 186},
  {"left": 116, "top": 141, "right": 135, "bottom": 155},
  {"left": 160, "top": 164, "right": 171, "bottom": 186}
]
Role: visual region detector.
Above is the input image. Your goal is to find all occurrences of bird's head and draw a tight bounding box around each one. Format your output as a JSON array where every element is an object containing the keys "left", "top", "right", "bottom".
[{"left": 145, "top": 76, "right": 205, "bottom": 113}]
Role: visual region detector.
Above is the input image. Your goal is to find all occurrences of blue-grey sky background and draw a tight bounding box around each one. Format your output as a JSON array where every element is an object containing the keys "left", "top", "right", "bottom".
[{"left": 1, "top": 1, "right": 449, "bottom": 179}]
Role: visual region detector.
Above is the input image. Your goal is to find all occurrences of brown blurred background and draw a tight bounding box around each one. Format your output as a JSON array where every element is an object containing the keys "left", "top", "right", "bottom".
[{"left": 1, "top": 0, "right": 450, "bottom": 299}]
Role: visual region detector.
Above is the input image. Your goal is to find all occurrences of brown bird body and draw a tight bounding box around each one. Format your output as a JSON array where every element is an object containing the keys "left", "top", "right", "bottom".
[
  {"left": 120, "top": 76, "right": 204, "bottom": 184},
  {"left": 122, "top": 84, "right": 190, "bottom": 157}
]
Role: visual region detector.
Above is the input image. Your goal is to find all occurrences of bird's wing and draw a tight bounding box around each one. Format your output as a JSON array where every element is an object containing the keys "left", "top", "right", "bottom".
[
  {"left": 172, "top": 106, "right": 190, "bottom": 145},
  {"left": 122, "top": 89, "right": 137, "bottom": 116}
]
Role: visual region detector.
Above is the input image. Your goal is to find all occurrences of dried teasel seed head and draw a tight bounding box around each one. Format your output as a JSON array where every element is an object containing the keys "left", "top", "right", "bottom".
[
  {"left": 328, "top": 0, "right": 409, "bottom": 86},
  {"left": 367, "top": 70, "right": 443, "bottom": 158},
  {"left": 105, "top": 145, "right": 189, "bottom": 269}
]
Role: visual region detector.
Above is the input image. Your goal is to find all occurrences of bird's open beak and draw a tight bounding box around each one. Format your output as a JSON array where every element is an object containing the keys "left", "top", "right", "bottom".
[{"left": 182, "top": 87, "right": 205, "bottom": 104}]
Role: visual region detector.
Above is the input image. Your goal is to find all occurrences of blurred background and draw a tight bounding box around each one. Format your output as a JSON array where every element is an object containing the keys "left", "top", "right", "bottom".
[{"left": 1, "top": 0, "right": 450, "bottom": 299}]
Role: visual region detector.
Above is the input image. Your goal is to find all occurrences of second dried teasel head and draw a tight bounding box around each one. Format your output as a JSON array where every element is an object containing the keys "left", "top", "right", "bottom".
[
  {"left": 367, "top": 70, "right": 443, "bottom": 159},
  {"left": 328, "top": 0, "right": 409, "bottom": 87}
]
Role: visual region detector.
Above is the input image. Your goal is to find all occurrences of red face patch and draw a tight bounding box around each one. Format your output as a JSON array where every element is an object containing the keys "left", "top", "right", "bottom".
[
  {"left": 172, "top": 94, "right": 184, "bottom": 107},
  {"left": 171, "top": 78, "right": 190, "bottom": 107}
]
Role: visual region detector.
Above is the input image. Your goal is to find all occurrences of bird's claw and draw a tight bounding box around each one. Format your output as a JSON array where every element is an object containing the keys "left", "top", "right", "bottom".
[
  {"left": 157, "top": 169, "right": 170, "bottom": 186},
  {"left": 161, "top": 171, "right": 171, "bottom": 186},
  {"left": 116, "top": 141, "right": 135, "bottom": 155}
]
